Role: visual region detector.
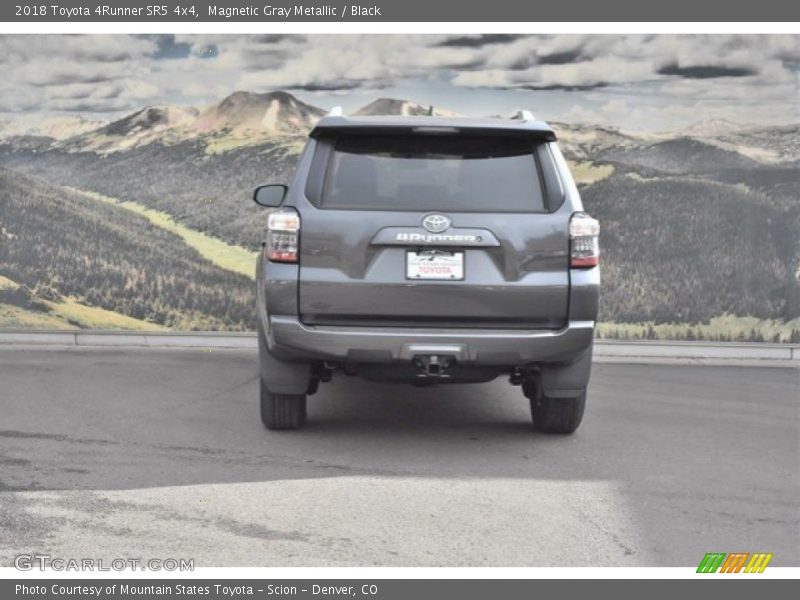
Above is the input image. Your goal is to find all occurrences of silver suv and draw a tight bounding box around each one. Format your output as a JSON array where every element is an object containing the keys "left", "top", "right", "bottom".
[{"left": 253, "top": 111, "right": 600, "bottom": 433}]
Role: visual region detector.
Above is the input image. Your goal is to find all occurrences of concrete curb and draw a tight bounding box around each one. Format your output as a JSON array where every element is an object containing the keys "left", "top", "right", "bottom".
[
  {"left": 596, "top": 339, "right": 798, "bottom": 361},
  {"left": 0, "top": 330, "right": 797, "bottom": 363},
  {"left": 0, "top": 330, "right": 255, "bottom": 349}
]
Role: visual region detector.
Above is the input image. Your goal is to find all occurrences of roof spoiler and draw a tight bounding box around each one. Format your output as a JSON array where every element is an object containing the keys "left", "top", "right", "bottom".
[
  {"left": 310, "top": 110, "right": 556, "bottom": 141},
  {"left": 325, "top": 107, "right": 536, "bottom": 120}
]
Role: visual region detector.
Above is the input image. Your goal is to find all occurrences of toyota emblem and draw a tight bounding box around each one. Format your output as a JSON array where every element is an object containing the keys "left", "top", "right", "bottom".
[{"left": 421, "top": 214, "right": 451, "bottom": 233}]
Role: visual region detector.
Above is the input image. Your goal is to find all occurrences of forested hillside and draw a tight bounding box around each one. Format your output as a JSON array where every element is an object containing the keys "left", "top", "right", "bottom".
[
  {"left": 0, "top": 139, "right": 298, "bottom": 250},
  {"left": 598, "top": 138, "right": 762, "bottom": 174},
  {"left": 0, "top": 92, "right": 797, "bottom": 337},
  {"left": 581, "top": 174, "right": 800, "bottom": 324},
  {"left": 0, "top": 169, "right": 256, "bottom": 330}
]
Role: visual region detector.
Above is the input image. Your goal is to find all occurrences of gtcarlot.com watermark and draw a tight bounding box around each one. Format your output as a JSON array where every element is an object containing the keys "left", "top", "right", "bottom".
[{"left": 14, "top": 554, "right": 194, "bottom": 571}]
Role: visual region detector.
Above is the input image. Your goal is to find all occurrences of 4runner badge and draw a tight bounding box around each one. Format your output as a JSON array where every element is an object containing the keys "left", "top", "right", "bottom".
[{"left": 422, "top": 214, "right": 451, "bottom": 233}]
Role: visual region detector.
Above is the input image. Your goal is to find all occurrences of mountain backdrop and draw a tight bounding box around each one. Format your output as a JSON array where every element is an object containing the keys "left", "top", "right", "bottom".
[{"left": 1, "top": 91, "right": 798, "bottom": 340}]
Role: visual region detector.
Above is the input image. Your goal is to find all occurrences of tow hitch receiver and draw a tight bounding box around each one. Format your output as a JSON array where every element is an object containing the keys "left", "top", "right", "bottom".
[{"left": 413, "top": 354, "right": 455, "bottom": 378}]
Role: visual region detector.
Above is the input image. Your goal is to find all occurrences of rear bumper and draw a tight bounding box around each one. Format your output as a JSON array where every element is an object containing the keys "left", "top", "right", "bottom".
[{"left": 265, "top": 315, "right": 594, "bottom": 366}]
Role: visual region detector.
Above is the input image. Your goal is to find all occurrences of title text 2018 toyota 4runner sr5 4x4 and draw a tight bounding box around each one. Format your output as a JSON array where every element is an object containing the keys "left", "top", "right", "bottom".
[{"left": 253, "top": 110, "right": 600, "bottom": 434}]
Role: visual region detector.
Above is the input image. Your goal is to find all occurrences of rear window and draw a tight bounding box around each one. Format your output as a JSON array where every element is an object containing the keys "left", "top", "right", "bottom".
[{"left": 319, "top": 135, "right": 547, "bottom": 212}]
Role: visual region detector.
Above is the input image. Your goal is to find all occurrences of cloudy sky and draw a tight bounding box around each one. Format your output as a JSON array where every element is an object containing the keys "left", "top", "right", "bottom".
[{"left": 0, "top": 34, "right": 797, "bottom": 130}]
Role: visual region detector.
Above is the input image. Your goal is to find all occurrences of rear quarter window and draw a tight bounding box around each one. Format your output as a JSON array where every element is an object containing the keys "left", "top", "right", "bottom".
[{"left": 312, "top": 135, "right": 553, "bottom": 212}]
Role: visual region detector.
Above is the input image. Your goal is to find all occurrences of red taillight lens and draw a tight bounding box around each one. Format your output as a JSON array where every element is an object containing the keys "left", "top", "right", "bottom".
[
  {"left": 266, "top": 208, "right": 300, "bottom": 263},
  {"left": 570, "top": 212, "right": 600, "bottom": 268}
]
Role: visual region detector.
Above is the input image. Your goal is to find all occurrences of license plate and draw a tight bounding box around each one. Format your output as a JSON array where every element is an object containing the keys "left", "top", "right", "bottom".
[{"left": 406, "top": 251, "right": 464, "bottom": 280}]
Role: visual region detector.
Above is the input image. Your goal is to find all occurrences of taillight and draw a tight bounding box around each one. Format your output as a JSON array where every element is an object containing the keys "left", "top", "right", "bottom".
[
  {"left": 570, "top": 212, "right": 600, "bottom": 268},
  {"left": 266, "top": 208, "right": 300, "bottom": 263}
]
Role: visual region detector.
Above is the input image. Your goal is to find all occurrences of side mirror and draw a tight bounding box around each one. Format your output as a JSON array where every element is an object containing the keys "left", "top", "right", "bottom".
[{"left": 253, "top": 184, "right": 288, "bottom": 207}]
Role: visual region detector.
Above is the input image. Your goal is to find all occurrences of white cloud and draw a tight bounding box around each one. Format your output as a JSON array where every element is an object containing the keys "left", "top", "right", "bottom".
[
  {"left": 0, "top": 35, "right": 159, "bottom": 113},
  {"left": 453, "top": 56, "right": 657, "bottom": 89},
  {"left": 0, "top": 34, "right": 795, "bottom": 130}
]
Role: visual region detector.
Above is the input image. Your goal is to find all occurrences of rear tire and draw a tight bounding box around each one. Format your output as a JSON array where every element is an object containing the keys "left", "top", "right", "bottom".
[
  {"left": 260, "top": 378, "right": 306, "bottom": 430},
  {"left": 525, "top": 383, "right": 586, "bottom": 434}
]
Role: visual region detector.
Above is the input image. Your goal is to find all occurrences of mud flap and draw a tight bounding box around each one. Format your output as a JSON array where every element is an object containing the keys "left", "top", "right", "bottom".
[
  {"left": 539, "top": 342, "right": 593, "bottom": 398},
  {"left": 258, "top": 322, "right": 313, "bottom": 395}
]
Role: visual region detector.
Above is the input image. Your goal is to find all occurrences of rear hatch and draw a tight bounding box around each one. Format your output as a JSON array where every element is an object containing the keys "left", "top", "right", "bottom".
[{"left": 298, "top": 132, "right": 570, "bottom": 329}]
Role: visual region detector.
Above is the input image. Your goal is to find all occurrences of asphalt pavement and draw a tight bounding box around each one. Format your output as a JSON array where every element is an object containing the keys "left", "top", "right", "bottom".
[{"left": 0, "top": 347, "right": 797, "bottom": 567}]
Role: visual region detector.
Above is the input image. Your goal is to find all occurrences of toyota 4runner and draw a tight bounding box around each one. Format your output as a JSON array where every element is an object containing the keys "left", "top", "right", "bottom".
[{"left": 253, "top": 110, "right": 600, "bottom": 433}]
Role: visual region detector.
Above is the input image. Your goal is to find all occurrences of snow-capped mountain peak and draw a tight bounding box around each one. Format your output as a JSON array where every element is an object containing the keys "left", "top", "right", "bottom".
[
  {"left": 0, "top": 115, "right": 107, "bottom": 141},
  {"left": 682, "top": 118, "right": 749, "bottom": 138},
  {"left": 353, "top": 98, "right": 460, "bottom": 117},
  {"left": 193, "top": 90, "right": 325, "bottom": 136}
]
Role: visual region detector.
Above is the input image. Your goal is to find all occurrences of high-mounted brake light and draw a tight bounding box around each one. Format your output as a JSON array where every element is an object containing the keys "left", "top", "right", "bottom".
[
  {"left": 266, "top": 208, "right": 300, "bottom": 263},
  {"left": 570, "top": 212, "right": 600, "bottom": 268},
  {"left": 411, "top": 126, "right": 460, "bottom": 134}
]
